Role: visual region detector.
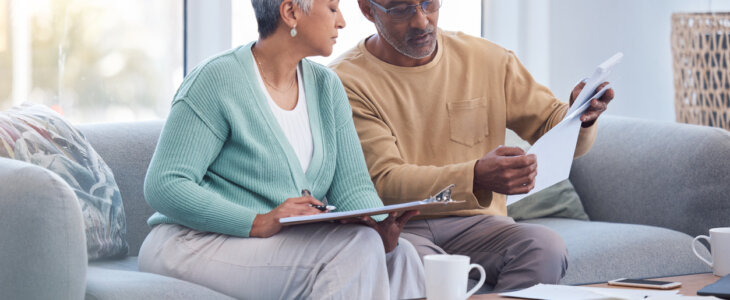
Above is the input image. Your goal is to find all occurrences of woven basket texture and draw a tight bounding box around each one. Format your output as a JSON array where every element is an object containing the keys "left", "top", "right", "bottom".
[{"left": 671, "top": 12, "right": 730, "bottom": 130}]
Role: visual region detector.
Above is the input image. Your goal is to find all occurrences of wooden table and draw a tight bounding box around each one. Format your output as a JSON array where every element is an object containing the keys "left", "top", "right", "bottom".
[{"left": 470, "top": 273, "right": 720, "bottom": 299}]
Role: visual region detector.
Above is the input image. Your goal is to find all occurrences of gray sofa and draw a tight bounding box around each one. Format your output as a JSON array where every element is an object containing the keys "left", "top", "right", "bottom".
[{"left": 1, "top": 115, "right": 728, "bottom": 299}]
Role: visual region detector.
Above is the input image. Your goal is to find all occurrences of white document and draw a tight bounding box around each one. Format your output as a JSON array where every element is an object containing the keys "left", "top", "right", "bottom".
[
  {"left": 499, "top": 283, "right": 678, "bottom": 300},
  {"left": 506, "top": 52, "right": 623, "bottom": 205},
  {"left": 566, "top": 53, "right": 624, "bottom": 117}
]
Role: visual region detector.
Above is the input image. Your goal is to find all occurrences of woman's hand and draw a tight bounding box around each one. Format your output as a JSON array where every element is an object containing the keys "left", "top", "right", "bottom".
[
  {"left": 250, "top": 196, "right": 325, "bottom": 238},
  {"left": 342, "top": 210, "right": 419, "bottom": 253}
]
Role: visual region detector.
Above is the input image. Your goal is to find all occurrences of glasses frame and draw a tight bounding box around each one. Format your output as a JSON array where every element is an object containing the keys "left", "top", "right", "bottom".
[{"left": 368, "top": 0, "right": 442, "bottom": 22}]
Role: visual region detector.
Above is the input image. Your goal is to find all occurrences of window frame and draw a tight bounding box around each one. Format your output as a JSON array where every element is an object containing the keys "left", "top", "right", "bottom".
[{"left": 184, "top": 0, "right": 232, "bottom": 75}]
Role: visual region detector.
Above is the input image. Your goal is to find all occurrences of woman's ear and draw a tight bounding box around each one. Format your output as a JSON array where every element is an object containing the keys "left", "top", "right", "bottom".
[
  {"left": 358, "top": 0, "right": 376, "bottom": 23},
  {"left": 280, "top": 0, "right": 299, "bottom": 28}
]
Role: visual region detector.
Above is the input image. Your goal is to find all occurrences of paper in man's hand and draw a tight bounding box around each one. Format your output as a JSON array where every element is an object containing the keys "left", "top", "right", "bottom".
[{"left": 507, "top": 52, "right": 623, "bottom": 205}]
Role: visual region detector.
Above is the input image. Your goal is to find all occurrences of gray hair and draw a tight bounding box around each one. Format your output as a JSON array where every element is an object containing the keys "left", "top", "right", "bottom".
[{"left": 251, "top": 0, "right": 313, "bottom": 39}]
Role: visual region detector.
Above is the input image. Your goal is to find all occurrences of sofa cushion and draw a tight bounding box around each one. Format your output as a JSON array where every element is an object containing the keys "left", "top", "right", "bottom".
[
  {"left": 86, "top": 261, "right": 234, "bottom": 300},
  {"left": 508, "top": 180, "right": 589, "bottom": 221},
  {"left": 89, "top": 256, "right": 141, "bottom": 272},
  {"left": 522, "top": 218, "right": 712, "bottom": 285},
  {"left": 0, "top": 104, "right": 128, "bottom": 260},
  {"left": 570, "top": 116, "right": 730, "bottom": 238},
  {"left": 505, "top": 129, "right": 590, "bottom": 221}
]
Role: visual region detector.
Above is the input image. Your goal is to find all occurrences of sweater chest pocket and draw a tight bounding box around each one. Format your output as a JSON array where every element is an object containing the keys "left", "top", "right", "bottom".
[{"left": 447, "top": 98, "right": 489, "bottom": 147}]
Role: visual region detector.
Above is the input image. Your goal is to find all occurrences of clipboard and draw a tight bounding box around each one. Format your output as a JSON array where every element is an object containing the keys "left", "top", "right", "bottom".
[{"left": 280, "top": 184, "right": 464, "bottom": 225}]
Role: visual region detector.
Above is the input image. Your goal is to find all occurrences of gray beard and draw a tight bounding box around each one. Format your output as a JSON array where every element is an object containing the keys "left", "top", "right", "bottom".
[{"left": 374, "top": 15, "right": 436, "bottom": 60}]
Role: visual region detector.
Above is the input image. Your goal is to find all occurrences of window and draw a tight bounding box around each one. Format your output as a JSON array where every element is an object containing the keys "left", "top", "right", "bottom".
[
  {"left": 1, "top": 1, "right": 479, "bottom": 123},
  {"left": 231, "top": 0, "right": 481, "bottom": 66},
  {"left": 0, "top": 0, "right": 183, "bottom": 123}
]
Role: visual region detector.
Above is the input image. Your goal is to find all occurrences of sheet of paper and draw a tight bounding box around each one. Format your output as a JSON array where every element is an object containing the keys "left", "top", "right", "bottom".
[
  {"left": 566, "top": 53, "right": 623, "bottom": 117},
  {"left": 499, "top": 283, "right": 678, "bottom": 300},
  {"left": 506, "top": 116, "right": 582, "bottom": 205},
  {"left": 564, "top": 83, "right": 613, "bottom": 121},
  {"left": 506, "top": 53, "right": 622, "bottom": 205}
]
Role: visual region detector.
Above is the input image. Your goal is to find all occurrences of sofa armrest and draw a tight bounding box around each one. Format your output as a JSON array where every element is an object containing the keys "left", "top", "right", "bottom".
[
  {"left": 0, "top": 158, "right": 87, "bottom": 300},
  {"left": 570, "top": 116, "right": 730, "bottom": 237}
]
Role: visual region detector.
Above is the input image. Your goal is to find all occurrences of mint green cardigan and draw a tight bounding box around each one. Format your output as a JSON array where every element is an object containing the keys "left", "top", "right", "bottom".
[{"left": 144, "top": 43, "right": 384, "bottom": 237}]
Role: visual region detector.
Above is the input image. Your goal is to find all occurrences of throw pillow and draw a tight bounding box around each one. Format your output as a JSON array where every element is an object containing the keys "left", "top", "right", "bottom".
[
  {"left": 504, "top": 129, "right": 590, "bottom": 221},
  {"left": 0, "top": 104, "right": 128, "bottom": 260},
  {"left": 507, "top": 179, "right": 589, "bottom": 221}
]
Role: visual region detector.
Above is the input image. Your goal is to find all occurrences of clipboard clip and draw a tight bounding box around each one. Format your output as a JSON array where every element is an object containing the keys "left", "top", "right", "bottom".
[{"left": 424, "top": 184, "right": 456, "bottom": 204}]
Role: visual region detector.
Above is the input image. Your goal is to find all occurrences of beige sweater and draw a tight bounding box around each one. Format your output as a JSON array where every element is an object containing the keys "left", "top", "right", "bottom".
[{"left": 329, "top": 30, "right": 597, "bottom": 217}]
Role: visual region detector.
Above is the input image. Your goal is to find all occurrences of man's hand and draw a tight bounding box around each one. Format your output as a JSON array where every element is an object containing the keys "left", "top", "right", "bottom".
[
  {"left": 250, "top": 195, "right": 325, "bottom": 238},
  {"left": 569, "top": 81, "right": 615, "bottom": 128},
  {"left": 341, "top": 210, "right": 419, "bottom": 253},
  {"left": 473, "top": 146, "right": 537, "bottom": 195}
]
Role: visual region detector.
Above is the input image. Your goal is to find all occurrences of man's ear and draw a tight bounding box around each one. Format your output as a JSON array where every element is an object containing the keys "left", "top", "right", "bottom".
[
  {"left": 358, "top": 0, "right": 376, "bottom": 23},
  {"left": 280, "top": 0, "right": 299, "bottom": 28}
]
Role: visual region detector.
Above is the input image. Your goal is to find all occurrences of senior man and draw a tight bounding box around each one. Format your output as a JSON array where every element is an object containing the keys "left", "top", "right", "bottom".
[{"left": 329, "top": 0, "right": 614, "bottom": 291}]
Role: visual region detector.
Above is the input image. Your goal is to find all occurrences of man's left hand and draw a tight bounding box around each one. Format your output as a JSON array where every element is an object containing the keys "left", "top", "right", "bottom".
[{"left": 569, "top": 81, "right": 614, "bottom": 128}]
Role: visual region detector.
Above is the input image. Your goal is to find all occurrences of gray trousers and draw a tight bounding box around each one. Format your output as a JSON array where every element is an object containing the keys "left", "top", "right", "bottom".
[
  {"left": 401, "top": 215, "right": 567, "bottom": 292},
  {"left": 138, "top": 223, "right": 425, "bottom": 300}
]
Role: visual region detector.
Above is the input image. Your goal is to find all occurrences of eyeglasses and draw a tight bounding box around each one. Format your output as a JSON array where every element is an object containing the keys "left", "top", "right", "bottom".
[{"left": 368, "top": 0, "right": 442, "bottom": 22}]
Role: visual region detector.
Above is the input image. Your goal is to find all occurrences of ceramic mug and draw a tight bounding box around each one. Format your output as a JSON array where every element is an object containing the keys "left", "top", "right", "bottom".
[
  {"left": 424, "top": 254, "right": 486, "bottom": 300},
  {"left": 692, "top": 227, "right": 730, "bottom": 276}
]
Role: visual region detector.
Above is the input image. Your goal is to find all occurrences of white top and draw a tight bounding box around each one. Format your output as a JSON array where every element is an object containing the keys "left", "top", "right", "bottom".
[{"left": 252, "top": 57, "right": 313, "bottom": 172}]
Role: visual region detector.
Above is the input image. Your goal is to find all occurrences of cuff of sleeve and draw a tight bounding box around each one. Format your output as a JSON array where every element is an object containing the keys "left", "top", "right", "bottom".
[
  {"left": 372, "top": 214, "right": 387, "bottom": 222},
  {"left": 201, "top": 202, "right": 257, "bottom": 237},
  {"left": 455, "top": 159, "right": 479, "bottom": 201},
  {"left": 575, "top": 120, "right": 598, "bottom": 158}
]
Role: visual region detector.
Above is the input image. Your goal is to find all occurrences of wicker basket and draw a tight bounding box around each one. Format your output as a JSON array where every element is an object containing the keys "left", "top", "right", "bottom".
[{"left": 671, "top": 12, "right": 730, "bottom": 130}]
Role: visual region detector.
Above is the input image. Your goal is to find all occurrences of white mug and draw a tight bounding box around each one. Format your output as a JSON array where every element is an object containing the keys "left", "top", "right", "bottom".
[
  {"left": 692, "top": 227, "right": 730, "bottom": 276},
  {"left": 424, "top": 254, "right": 486, "bottom": 300}
]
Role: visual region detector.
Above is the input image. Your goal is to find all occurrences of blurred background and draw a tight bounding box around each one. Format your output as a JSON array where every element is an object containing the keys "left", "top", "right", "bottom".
[
  {"left": 0, "top": 0, "right": 183, "bottom": 123},
  {"left": 1, "top": 0, "right": 728, "bottom": 125}
]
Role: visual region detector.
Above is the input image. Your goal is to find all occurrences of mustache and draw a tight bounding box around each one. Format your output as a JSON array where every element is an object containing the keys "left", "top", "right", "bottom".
[{"left": 406, "top": 26, "right": 435, "bottom": 40}]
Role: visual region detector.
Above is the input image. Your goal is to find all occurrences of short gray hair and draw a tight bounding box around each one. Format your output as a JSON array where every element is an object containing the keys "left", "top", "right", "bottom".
[{"left": 251, "top": 0, "right": 313, "bottom": 39}]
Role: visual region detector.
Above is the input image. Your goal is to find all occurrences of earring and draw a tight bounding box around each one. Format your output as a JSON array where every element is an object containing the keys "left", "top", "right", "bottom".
[{"left": 290, "top": 25, "right": 297, "bottom": 37}]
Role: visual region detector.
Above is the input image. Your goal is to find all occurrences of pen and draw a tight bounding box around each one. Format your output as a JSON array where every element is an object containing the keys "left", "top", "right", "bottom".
[{"left": 302, "top": 189, "right": 336, "bottom": 212}]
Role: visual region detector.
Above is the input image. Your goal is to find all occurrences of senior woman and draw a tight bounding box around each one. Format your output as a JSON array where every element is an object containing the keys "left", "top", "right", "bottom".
[{"left": 138, "top": 0, "right": 425, "bottom": 299}]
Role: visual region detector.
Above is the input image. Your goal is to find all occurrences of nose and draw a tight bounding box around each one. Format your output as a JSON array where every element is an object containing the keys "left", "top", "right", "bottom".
[
  {"left": 336, "top": 9, "right": 346, "bottom": 29},
  {"left": 409, "top": 5, "right": 429, "bottom": 29}
]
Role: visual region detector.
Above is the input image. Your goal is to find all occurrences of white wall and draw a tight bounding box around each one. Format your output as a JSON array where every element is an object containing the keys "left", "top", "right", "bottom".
[
  {"left": 483, "top": 0, "right": 730, "bottom": 122},
  {"left": 483, "top": 0, "right": 550, "bottom": 84}
]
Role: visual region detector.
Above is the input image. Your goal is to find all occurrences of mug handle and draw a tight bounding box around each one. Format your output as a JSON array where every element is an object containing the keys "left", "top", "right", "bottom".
[
  {"left": 692, "top": 235, "right": 713, "bottom": 267},
  {"left": 464, "top": 263, "right": 486, "bottom": 299}
]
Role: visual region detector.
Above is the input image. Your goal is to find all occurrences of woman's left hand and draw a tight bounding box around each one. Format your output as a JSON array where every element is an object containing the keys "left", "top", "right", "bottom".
[{"left": 341, "top": 210, "right": 419, "bottom": 253}]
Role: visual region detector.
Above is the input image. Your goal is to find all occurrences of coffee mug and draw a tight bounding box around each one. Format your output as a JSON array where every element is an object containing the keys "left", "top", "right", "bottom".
[
  {"left": 692, "top": 227, "right": 730, "bottom": 276},
  {"left": 424, "top": 254, "right": 486, "bottom": 300}
]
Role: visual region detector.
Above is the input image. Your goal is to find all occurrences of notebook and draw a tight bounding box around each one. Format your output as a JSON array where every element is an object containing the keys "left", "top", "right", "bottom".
[{"left": 698, "top": 274, "right": 730, "bottom": 299}]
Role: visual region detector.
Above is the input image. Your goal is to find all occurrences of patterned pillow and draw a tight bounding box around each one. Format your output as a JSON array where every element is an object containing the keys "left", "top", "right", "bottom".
[{"left": 0, "top": 104, "right": 128, "bottom": 260}]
